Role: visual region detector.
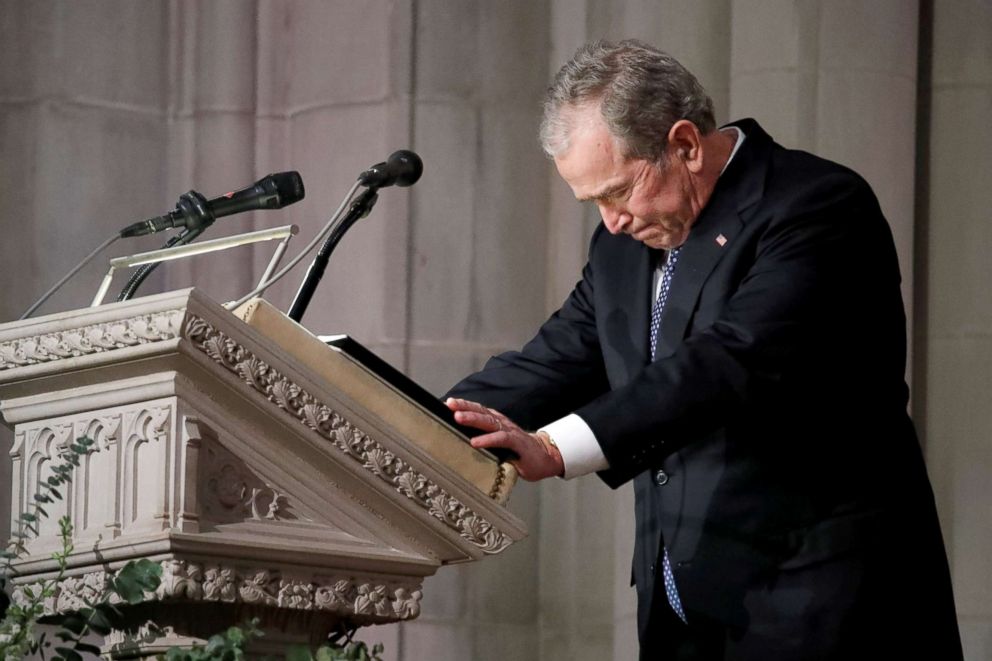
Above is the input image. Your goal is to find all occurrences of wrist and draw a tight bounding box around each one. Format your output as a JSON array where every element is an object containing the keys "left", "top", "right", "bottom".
[{"left": 535, "top": 430, "right": 565, "bottom": 478}]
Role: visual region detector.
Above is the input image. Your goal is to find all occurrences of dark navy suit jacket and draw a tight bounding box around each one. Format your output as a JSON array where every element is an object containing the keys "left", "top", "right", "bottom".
[{"left": 448, "top": 119, "right": 961, "bottom": 659}]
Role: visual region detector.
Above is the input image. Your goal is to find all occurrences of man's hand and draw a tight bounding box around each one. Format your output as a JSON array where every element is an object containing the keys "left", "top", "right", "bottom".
[{"left": 445, "top": 397, "right": 565, "bottom": 481}]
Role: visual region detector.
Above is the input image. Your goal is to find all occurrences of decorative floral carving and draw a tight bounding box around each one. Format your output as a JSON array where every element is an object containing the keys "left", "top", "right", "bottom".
[
  {"left": 277, "top": 580, "right": 314, "bottom": 610},
  {"left": 184, "top": 315, "right": 513, "bottom": 555},
  {"left": 245, "top": 486, "right": 284, "bottom": 521},
  {"left": 204, "top": 463, "right": 290, "bottom": 522},
  {"left": 56, "top": 571, "right": 111, "bottom": 611},
  {"left": 0, "top": 309, "right": 185, "bottom": 371},
  {"left": 314, "top": 579, "right": 352, "bottom": 612},
  {"left": 239, "top": 569, "right": 279, "bottom": 606},
  {"left": 212, "top": 464, "right": 246, "bottom": 508},
  {"left": 202, "top": 566, "right": 237, "bottom": 602},
  {"left": 392, "top": 587, "right": 422, "bottom": 619},
  {"left": 156, "top": 559, "right": 202, "bottom": 600},
  {"left": 354, "top": 584, "right": 391, "bottom": 617},
  {"left": 14, "top": 560, "right": 423, "bottom": 622}
]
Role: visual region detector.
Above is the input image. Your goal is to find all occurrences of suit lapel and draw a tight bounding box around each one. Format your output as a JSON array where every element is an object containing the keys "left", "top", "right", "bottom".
[
  {"left": 653, "top": 119, "right": 771, "bottom": 360},
  {"left": 606, "top": 238, "right": 656, "bottom": 382}
]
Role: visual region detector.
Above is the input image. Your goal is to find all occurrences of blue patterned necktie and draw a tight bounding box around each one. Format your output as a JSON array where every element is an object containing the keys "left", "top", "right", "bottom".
[{"left": 649, "top": 247, "right": 688, "bottom": 624}]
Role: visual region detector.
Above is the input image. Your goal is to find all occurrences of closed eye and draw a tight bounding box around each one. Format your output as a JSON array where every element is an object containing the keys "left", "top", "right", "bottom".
[{"left": 584, "top": 184, "right": 630, "bottom": 204}]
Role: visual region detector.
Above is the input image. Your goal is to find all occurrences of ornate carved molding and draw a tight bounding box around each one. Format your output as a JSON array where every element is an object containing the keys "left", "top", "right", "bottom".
[
  {"left": 200, "top": 440, "right": 298, "bottom": 525},
  {"left": 0, "top": 308, "right": 185, "bottom": 371},
  {"left": 183, "top": 315, "right": 512, "bottom": 554},
  {"left": 56, "top": 571, "right": 112, "bottom": 612},
  {"left": 14, "top": 559, "right": 423, "bottom": 622}
]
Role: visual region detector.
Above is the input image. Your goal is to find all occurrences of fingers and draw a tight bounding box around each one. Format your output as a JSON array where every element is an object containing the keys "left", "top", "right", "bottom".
[
  {"left": 445, "top": 397, "right": 489, "bottom": 414},
  {"left": 451, "top": 409, "right": 502, "bottom": 432},
  {"left": 468, "top": 431, "right": 514, "bottom": 451},
  {"left": 446, "top": 398, "right": 509, "bottom": 433},
  {"left": 447, "top": 398, "right": 548, "bottom": 478}
]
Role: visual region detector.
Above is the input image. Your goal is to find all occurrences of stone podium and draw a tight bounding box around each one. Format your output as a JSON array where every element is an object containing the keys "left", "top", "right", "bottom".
[{"left": 0, "top": 289, "right": 526, "bottom": 657}]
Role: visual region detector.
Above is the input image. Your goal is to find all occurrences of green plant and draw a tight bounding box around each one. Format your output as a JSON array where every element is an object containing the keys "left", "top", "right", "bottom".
[
  {"left": 1, "top": 436, "right": 98, "bottom": 660},
  {"left": 160, "top": 619, "right": 263, "bottom": 661},
  {"left": 0, "top": 436, "right": 164, "bottom": 660}
]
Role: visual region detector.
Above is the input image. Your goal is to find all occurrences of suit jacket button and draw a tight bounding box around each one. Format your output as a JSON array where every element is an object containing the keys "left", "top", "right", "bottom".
[
  {"left": 649, "top": 563, "right": 656, "bottom": 574},
  {"left": 654, "top": 469, "right": 669, "bottom": 486}
]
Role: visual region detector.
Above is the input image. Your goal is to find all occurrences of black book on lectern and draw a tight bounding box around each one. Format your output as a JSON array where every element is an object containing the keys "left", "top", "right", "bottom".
[
  {"left": 321, "top": 334, "right": 513, "bottom": 463},
  {"left": 233, "top": 297, "right": 516, "bottom": 502}
]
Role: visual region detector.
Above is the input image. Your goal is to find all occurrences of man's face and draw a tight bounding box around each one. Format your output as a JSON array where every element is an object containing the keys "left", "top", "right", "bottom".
[{"left": 553, "top": 108, "right": 697, "bottom": 250}]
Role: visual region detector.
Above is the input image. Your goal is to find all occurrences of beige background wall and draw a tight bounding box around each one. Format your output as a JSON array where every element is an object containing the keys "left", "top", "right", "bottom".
[{"left": 1, "top": 1, "right": 988, "bottom": 659}]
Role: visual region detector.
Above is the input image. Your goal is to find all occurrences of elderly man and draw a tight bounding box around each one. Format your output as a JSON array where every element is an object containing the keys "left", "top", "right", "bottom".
[{"left": 445, "top": 40, "right": 961, "bottom": 659}]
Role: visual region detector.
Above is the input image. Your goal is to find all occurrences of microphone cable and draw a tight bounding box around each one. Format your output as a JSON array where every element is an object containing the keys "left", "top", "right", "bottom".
[
  {"left": 226, "top": 179, "right": 363, "bottom": 311},
  {"left": 18, "top": 233, "right": 121, "bottom": 320}
]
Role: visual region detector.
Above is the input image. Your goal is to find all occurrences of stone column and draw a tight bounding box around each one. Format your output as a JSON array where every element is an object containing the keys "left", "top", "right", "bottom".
[
  {"left": 923, "top": 2, "right": 992, "bottom": 658},
  {"left": 392, "top": 2, "right": 551, "bottom": 659},
  {"left": 729, "top": 0, "right": 920, "bottom": 371}
]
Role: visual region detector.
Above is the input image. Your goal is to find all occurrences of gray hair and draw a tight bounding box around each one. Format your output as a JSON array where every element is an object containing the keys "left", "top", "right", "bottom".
[{"left": 540, "top": 39, "right": 716, "bottom": 162}]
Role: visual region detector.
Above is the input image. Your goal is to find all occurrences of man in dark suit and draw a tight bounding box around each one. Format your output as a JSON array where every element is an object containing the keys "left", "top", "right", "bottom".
[{"left": 445, "top": 40, "right": 962, "bottom": 659}]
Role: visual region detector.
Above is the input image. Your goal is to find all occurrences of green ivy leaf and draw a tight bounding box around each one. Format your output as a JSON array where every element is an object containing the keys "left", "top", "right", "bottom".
[
  {"left": 54, "top": 647, "right": 83, "bottom": 661},
  {"left": 112, "top": 575, "right": 145, "bottom": 604},
  {"left": 113, "top": 558, "right": 162, "bottom": 599},
  {"left": 87, "top": 606, "right": 114, "bottom": 635},
  {"left": 75, "top": 642, "right": 101, "bottom": 655},
  {"left": 58, "top": 613, "right": 87, "bottom": 635}
]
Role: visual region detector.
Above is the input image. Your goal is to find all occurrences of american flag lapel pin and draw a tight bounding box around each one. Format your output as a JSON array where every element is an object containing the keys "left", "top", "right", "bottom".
[{"left": 716, "top": 233, "right": 728, "bottom": 247}]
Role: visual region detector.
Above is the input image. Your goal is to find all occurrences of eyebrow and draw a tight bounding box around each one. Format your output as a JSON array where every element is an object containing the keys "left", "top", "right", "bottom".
[{"left": 577, "top": 182, "right": 628, "bottom": 203}]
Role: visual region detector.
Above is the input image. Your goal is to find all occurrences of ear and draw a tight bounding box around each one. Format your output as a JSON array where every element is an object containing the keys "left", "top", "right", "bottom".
[{"left": 666, "top": 120, "right": 704, "bottom": 173}]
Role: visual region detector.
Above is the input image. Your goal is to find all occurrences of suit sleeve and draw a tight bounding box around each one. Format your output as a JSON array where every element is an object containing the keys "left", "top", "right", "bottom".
[
  {"left": 581, "top": 173, "right": 906, "bottom": 485},
  {"left": 445, "top": 226, "right": 611, "bottom": 431}
]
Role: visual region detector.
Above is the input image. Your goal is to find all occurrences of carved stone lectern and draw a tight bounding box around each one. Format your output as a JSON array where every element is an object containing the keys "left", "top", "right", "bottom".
[{"left": 0, "top": 289, "right": 525, "bottom": 657}]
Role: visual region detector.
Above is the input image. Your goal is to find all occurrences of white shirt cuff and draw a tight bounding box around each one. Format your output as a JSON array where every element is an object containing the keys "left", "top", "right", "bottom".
[{"left": 539, "top": 414, "right": 609, "bottom": 479}]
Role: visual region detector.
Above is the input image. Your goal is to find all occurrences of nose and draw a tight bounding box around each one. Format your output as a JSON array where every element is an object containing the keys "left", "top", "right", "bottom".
[{"left": 599, "top": 205, "right": 632, "bottom": 234}]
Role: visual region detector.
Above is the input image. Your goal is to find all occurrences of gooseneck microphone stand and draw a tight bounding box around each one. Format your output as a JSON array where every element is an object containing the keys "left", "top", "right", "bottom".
[
  {"left": 116, "top": 190, "right": 215, "bottom": 301},
  {"left": 287, "top": 186, "right": 379, "bottom": 323}
]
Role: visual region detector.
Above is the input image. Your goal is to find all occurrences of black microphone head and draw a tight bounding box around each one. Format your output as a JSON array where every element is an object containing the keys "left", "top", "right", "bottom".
[
  {"left": 256, "top": 171, "right": 306, "bottom": 209},
  {"left": 358, "top": 150, "right": 423, "bottom": 188},
  {"left": 387, "top": 150, "right": 423, "bottom": 187}
]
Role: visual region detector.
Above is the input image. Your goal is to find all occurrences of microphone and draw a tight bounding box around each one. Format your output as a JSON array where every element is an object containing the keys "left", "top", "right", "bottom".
[
  {"left": 119, "top": 171, "right": 305, "bottom": 238},
  {"left": 358, "top": 150, "right": 423, "bottom": 189}
]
